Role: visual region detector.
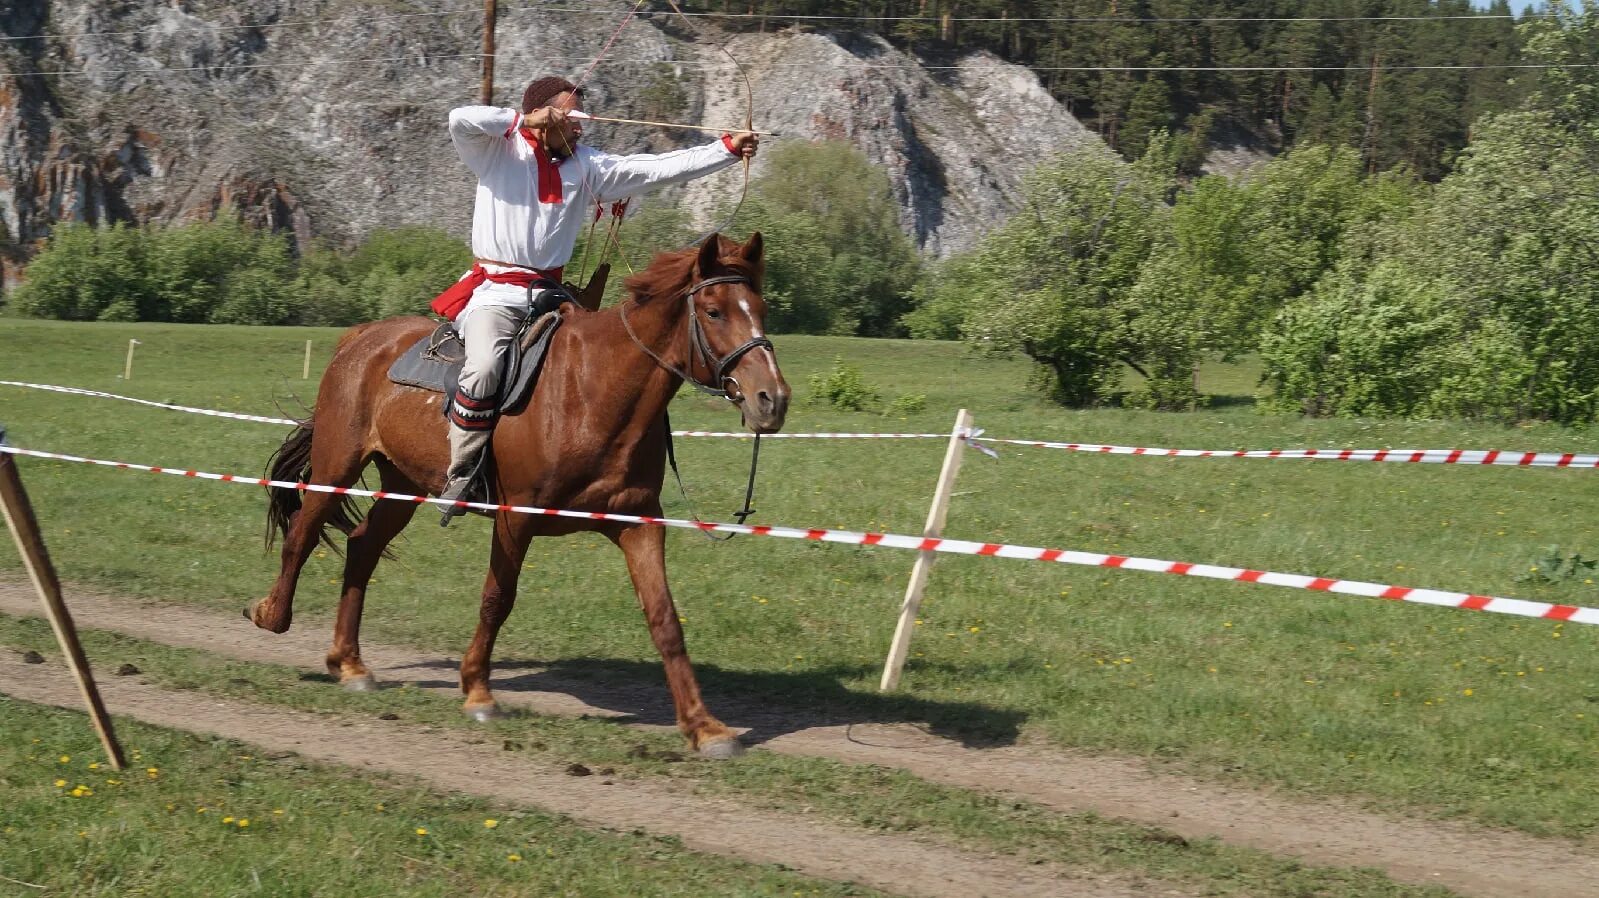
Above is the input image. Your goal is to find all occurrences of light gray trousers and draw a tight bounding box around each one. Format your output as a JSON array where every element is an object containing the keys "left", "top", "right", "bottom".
[{"left": 445, "top": 304, "right": 527, "bottom": 484}]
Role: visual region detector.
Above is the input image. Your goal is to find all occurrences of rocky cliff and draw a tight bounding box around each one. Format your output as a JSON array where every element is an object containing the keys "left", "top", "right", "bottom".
[{"left": 0, "top": 0, "right": 1112, "bottom": 286}]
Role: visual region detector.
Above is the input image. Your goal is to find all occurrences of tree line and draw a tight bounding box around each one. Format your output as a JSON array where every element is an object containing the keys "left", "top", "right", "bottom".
[{"left": 696, "top": 0, "right": 1531, "bottom": 177}]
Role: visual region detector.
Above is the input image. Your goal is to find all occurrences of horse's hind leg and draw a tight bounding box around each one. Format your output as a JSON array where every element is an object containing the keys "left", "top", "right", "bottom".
[
  {"left": 458, "top": 511, "right": 538, "bottom": 721},
  {"left": 609, "top": 522, "right": 742, "bottom": 759},
  {"left": 250, "top": 441, "right": 368, "bottom": 634},
  {"left": 325, "top": 458, "right": 420, "bottom": 690}
]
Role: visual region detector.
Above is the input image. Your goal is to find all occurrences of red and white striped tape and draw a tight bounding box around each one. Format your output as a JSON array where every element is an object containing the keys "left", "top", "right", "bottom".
[
  {"left": 5, "top": 380, "right": 1599, "bottom": 467},
  {"left": 976, "top": 438, "right": 1599, "bottom": 469},
  {"left": 0, "top": 380, "right": 300, "bottom": 426},
  {"left": 3, "top": 442, "right": 1594, "bottom": 627}
]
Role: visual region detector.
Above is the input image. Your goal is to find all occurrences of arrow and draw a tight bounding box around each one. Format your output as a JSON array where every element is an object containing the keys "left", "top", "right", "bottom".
[{"left": 566, "top": 110, "right": 781, "bottom": 137}]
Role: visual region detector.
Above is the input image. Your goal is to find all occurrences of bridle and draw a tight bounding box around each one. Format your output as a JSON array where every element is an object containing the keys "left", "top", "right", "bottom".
[
  {"left": 619, "top": 272, "right": 775, "bottom": 535},
  {"left": 620, "top": 274, "right": 774, "bottom": 400}
]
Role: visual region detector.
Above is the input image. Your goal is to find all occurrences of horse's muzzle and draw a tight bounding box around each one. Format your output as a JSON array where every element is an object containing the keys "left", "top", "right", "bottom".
[{"left": 729, "top": 372, "right": 790, "bottom": 435}]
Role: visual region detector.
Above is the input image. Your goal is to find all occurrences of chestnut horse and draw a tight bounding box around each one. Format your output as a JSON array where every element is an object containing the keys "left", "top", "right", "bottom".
[{"left": 252, "top": 233, "right": 788, "bottom": 758}]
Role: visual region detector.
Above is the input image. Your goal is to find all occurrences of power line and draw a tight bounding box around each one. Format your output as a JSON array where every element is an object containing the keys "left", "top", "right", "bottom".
[
  {"left": 19, "top": 52, "right": 1594, "bottom": 79},
  {"left": 0, "top": 2, "right": 1553, "bottom": 43}
]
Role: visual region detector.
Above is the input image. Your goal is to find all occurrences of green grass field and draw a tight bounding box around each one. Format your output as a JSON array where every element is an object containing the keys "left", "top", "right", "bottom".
[
  {"left": 2, "top": 319, "right": 1597, "bottom": 840},
  {"left": 0, "top": 697, "right": 884, "bottom": 897},
  {"left": 0, "top": 615, "right": 1455, "bottom": 898}
]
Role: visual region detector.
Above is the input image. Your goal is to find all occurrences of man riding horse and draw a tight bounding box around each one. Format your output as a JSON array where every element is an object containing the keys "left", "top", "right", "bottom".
[{"left": 435, "top": 75, "right": 760, "bottom": 523}]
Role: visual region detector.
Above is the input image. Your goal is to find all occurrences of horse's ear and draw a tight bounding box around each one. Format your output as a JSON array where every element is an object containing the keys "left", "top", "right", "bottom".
[
  {"left": 741, "top": 231, "right": 765, "bottom": 291},
  {"left": 697, "top": 232, "right": 722, "bottom": 274}
]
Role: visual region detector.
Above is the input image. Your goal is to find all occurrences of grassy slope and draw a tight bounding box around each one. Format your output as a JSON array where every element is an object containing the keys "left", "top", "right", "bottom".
[{"left": 1, "top": 319, "right": 1596, "bottom": 838}]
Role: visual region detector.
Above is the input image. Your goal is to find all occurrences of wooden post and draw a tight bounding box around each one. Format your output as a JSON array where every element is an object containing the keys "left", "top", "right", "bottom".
[
  {"left": 879, "top": 408, "right": 973, "bottom": 692},
  {"left": 122, "top": 339, "right": 139, "bottom": 380},
  {"left": 302, "top": 340, "right": 313, "bottom": 380},
  {"left": 480, "top": 0, "right": 497, "bottom": 106},
  {"left": 0, "top": 428, "right": 128, "bottom": 770}
]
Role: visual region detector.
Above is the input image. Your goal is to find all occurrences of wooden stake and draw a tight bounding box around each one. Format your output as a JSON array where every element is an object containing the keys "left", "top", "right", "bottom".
[
  {"left": 879, "top": 408, "right": 973, "bottom": 692},
  {"left": 303, "top": 340, "right": 313, "bottom": 380},
  {"left": 122, "top": 339, "right": 139, "bottom": 381},
  {"left": 0, "top": 429, "right": 127, "bottom": 770}
]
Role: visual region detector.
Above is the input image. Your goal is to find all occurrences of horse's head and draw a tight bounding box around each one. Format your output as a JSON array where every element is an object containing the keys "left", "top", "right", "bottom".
[{"left": 682, "top": 232, "right": 790, "bottom": 434}]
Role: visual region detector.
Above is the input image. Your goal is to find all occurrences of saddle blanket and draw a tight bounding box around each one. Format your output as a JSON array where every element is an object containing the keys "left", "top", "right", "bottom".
[{"left": 386, "top": 314, "right": 561, "bottom": 417}]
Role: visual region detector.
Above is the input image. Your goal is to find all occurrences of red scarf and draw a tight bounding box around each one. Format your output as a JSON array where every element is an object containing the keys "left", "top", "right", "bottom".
[{"left": 518, "top": 127, "right": 566, "bottom": 205}]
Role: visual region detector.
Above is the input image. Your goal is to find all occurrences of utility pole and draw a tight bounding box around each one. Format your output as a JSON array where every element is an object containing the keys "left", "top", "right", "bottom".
[
  {"left": 1363, "top": 51, "right": 1381, "bottom": 174},
  {"left": 481, "top": 0, "right": 496, "bottom": 105}
]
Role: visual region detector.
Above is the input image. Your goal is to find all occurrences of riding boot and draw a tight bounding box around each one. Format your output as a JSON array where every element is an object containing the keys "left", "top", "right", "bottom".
[{"left": 440, "top": 421, "right": 492, "bottom": 526}]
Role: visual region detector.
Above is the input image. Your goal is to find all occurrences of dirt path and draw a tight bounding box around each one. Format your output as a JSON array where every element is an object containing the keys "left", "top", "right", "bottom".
[
  {"left": 0, "top": 653, "right": 1184, "bottom": 898},
  {"left": 4, "top": 580, "right": 1597, "bottom": 898}
]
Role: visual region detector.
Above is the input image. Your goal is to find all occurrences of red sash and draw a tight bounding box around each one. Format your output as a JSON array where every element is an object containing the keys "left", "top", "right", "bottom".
[{"left": 428, "top": 262, "right": 564, "bottom": 322}]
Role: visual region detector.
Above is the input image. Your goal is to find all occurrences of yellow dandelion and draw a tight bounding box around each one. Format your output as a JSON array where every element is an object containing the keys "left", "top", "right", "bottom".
[
  {"left": 1463, "top": 689, "right": 1474, "bottom": 696},
  {"left": 88, "top": 762, "right": 100, "bottom": 770},
  {"left": 222, "top": 816, "right": 234, "bottom": 824},
  {"left": 58, "top": 755, "right": 70, "bottom": 764},
  {"left": 237, "top": 819, "right": 250, "bottom": 828},
  {"left": 273, "top": 809, "right": 285, "bottom": 816},
  {"left": 54, "top": 779, "right": 67, "bottom": 788},
  {"left": 968, "top": 626, "right": 981, "bottom": 633},
  {"left": 415, "top": 827, "right": 429, "bottom": 836},
  {"left": 483, "top": 819, "right": 499, "bottom": 829},
  {"left": 507, "top": 853, "right": 523, "bottom": 862}
]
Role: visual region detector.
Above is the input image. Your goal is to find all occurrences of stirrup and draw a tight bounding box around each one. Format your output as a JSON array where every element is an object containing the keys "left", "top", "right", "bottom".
[{"left": 438, "top": 477, "right": 474, "bottom": 527}]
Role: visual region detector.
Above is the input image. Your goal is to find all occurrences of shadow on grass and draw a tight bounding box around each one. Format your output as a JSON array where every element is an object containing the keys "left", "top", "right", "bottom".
[
  {"left": 387, "top": 656, "right": 1027, "bottom": 749},
  {"left": 1205, "top": 393, "right": 1258, "bottom": 410}
]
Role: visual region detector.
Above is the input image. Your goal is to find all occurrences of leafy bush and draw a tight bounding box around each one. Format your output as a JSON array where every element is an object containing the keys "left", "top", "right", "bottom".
[
  {"left": 807, "top": 357, "right": 879, "bottom": 411},
  {"left": 10, "top": 222, "right": 150, "bottom": 321},
  {"left": 955, "top": 143, "right": 1175, "bottom": 407},
  {"left": 9, "top": 219, "right": 470, "bottom": 327},
  {"left": 738, "top": 141, "right": 921, "bottom": 336},
  {"left": 886, "top": 393, "right": 927, "bottom": 416},
  {"left": 1263, "top": 110, "right": 1599, "bottom": 423}
]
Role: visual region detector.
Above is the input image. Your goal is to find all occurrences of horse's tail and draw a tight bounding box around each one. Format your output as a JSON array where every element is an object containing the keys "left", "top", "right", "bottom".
[{"left": 264, "top": 419, "right": 365, "bottom": 555}]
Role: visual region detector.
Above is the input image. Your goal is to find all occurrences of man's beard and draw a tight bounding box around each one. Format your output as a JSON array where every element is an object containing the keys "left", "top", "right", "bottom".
[{"left": 548, "top": 133, "right": 577, "bottom": 159}]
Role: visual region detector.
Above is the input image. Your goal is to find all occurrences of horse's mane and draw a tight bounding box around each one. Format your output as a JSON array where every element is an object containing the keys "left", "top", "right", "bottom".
[{"left": 623, "top": 236, "right": 761, "bottom": 303}]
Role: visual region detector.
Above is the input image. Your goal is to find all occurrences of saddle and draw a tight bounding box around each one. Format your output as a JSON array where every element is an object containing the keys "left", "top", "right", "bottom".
[
  {"left": 387, "top": 266, "right": 606, "bottom": 406},
  {"left": 386, "top": 310, "right": 562, "bottom": 416}
]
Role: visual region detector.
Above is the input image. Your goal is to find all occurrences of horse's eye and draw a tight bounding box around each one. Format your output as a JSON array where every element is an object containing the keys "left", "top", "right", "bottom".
[{"left": 705, "top": 307, "right": 722, "bottom": 320}]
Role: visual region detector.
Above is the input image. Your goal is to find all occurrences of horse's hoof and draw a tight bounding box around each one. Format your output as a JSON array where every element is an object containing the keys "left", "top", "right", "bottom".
[
  {"left": 341, "top": 674, "right": 378, "bottom": 692},
  {"left": 464, "top": 704, "right": 505, "bottom": 723},
  {"left": 245, "top": 600, "right": 291, "bottom": 634},
  {"left": 697, "top": 737, "right": 745, "bottom": 760}
]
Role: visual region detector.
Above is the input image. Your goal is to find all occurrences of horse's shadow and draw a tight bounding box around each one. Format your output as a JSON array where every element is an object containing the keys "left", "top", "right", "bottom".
[{"left": 388, "top": 656, "right": 1027, "bottom": 749}]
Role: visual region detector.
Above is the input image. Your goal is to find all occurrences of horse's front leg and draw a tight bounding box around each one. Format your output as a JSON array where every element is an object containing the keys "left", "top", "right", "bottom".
[
  {"left": 459, "top": 511, "right": 536, "bottom": 721},
  {"left": 609, "top": 522, "right": 742, "bottom": 758}
]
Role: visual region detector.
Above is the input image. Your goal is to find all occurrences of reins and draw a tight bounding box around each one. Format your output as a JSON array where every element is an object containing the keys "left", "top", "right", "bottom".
[{"left": 620, "top": 274, "right": 774, "bottom": 538}]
